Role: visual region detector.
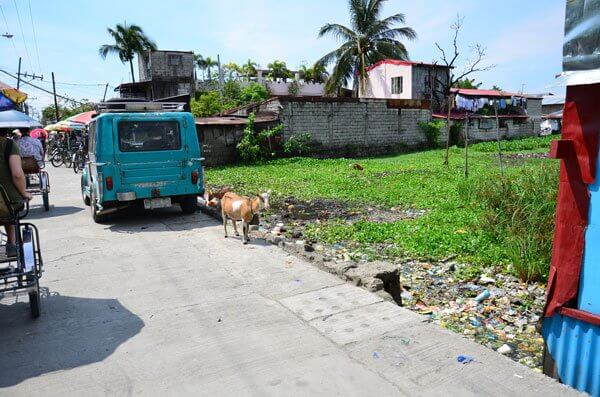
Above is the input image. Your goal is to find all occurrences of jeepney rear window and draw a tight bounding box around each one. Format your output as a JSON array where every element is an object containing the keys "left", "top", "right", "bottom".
[{"left": 118, "top": 121, "right": 181, "bottom": 152}]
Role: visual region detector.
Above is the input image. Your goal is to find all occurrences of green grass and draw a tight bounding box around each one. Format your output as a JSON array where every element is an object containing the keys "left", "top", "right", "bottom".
[
  {"left": 471, "top": 135, "right": 554, "bottom": 153},
  {"left": 206, "top": 136, "right": 558, "bottom": 281}
]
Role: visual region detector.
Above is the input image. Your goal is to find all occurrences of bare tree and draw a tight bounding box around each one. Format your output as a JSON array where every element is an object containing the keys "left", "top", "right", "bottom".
[{"left": 433, "top": 16, "right": 495, "bottom": 170}]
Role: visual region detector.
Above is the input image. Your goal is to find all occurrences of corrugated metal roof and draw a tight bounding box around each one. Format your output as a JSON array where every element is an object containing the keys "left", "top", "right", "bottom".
[
  {"left": 451, "top": 88, "right": 541, "bottom": 99},
  {"left": 542, "top": 95, "right": 566, "bottom": 106},
  {"left": 365, "top": 59, "right": 452, "bottom": 73},
  {"left": 195, "top": 113, "right": 278, "bottom": 126},
  {"left": 542, "top": 313, "right": 600, "bottom": 396}
]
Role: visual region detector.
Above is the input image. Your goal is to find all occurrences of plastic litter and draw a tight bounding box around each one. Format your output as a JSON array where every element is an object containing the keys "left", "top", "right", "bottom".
[
  {"left": 457, "top": 355, "right": 474, "bottom": 364},
  {"left": 372, "top": 351, "right": 380, "bottom": 359},
  {"left": 497, "top": 344, "right": 513, "bottom": 355},
  {"left": 474, "top": 289, "right": 491, "bottom": 303}
]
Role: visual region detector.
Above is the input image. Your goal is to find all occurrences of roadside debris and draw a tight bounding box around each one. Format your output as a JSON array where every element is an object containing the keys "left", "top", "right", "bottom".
[
  {"left": 497, "top": 344, "right": 514, "bottom": 355},
  {"left": 457, "top": 355, "right": 475, "bottom": 364},
  {"left": 202, "top": 191, "right": 547, "bottom": 371}
]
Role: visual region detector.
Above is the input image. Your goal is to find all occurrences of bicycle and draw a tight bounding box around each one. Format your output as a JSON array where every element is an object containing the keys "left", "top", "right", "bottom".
[
  {"left": 72, "top": 141, "right": 88, "bottom": 174},
  {"left": 49, "top": 144, "right": 72, "bottom": 168}
]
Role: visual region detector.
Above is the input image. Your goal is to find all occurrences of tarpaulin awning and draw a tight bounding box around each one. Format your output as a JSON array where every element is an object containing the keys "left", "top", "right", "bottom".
[
  {"left": 0, "top": 81, "right": 27, "bottom": 105},
  {"left": 0, "top": 109, "right": 42, "bottom": 129},
  {"left": 66, "top": 110, "right": 96, "bottom": 125}
]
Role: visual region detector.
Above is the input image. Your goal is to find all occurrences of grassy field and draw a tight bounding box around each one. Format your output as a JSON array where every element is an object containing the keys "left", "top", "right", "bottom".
[{"left": 205, "top": 135, "right": 558, "bottom": 282}]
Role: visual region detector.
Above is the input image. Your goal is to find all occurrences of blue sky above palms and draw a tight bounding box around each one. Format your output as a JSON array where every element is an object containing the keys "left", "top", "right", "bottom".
[{"left": 0, "top": 0, "right": 565, "bottom": 114}]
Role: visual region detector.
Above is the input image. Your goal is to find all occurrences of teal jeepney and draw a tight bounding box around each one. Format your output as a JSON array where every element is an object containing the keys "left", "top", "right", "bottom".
[{"left": 81, "top": 101, "right": 204, "bottom": 223}]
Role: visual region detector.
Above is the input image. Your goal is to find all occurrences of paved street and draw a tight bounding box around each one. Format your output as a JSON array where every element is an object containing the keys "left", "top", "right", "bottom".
[{"left": 0, "top": 167, "right": 577, "bottom": 396}]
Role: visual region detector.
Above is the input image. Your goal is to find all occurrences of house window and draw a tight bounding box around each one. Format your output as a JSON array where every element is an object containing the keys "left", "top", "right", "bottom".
[
  {"left": 391, "top": 76, "right": 403, "bottom": 94},
  {"left": 168, "top": 54, "right": 183, "bottom": 66},
  {"left": 478, "top": 118, "right": 493, "bottom": 130}
]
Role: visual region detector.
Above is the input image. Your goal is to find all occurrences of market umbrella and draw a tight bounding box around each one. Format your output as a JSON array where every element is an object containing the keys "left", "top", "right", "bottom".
[
  {"left": 44, "top": 122, "right": 70, "bottom": 132},
  {"left": 0, "top": 109, "right": 42, "bottom": 129},
  {"left": 66, "top": 110, "right": 96, "bottom": 125},
  {"left": 30, "top": 128, "right": 48, "bottom": 139}
]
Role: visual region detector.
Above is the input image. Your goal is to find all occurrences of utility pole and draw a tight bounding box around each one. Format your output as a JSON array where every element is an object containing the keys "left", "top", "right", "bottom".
[
  {"left": 16, "top": 57, "right": 21, "bottom": 90},
  {"left": 102, "top": 83, "right": 109, "bottom": 102},
  {"left": 51, "top": 72, "right": 60, "bottom": 122}
]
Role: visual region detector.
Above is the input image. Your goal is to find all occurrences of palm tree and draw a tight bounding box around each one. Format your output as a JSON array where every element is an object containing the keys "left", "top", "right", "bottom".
[
  {"left": 223, "top": 62, "right": 241, "bottom": 80},
  {"left": 194, "top": 53, "right": 206, "bottom": 80},
  {"left": 241, "top": 59, "right": 258, "bottom": 80},
  {"left": 316, "top": 0, "right": 416, "bottom": 95},
  {"left": 300, "top": 63, "right": 328, "bottom": 83},
  {"left": 267, "top": 60, "right": 292, "bottom": 81},
  {"left": 203, "top": 57, "right": 219, "bottom": 81},
  {"left": 99, "top": 23, "right": 157, "bottom": 83}
]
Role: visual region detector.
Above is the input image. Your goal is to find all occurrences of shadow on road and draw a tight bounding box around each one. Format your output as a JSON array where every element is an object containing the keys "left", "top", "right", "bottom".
[
  {"left": 0, "top": 288, "right": 144, "bottom": 387},
  {"left": 26, "top": 205, "right": 84, "bottom": 220},
  {"left": 105, "top": 207, "right": 217, "bottom": 234}
]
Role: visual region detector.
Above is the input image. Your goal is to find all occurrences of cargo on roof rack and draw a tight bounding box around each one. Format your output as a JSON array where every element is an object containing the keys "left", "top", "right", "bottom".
[{"left": 95, "top": 101, "right": 186, "bottom": 113}]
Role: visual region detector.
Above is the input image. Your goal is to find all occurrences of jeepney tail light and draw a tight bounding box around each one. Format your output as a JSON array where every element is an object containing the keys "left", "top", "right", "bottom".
[
  {"left": 191, "top": 170, "right": 199, "bottom": 184},
  {"left": 106, "top": 176, "right": 114, "bottom": 191}
]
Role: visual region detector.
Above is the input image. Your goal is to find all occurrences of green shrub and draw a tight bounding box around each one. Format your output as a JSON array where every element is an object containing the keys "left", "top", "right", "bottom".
[
  {"left": 284, "top": 133, "right": 311, "bottom": 155},
  {"left": 459, "top": 162, "right": 559, "bottom": 282},
  {"left": 240, "top": 83, "right": 269, "bottom": 103},
  {"left": 191, "top": 91, "right": 222, "bottom": 117},
  {"left": 236, "top": 113, "right": 283, "bottom": 163},
  {"left": 223, "top": 80, "right": 242, "bottom": 105},
  {"left": 288, "top": 80, "right": 300, "bottom": 96},
  {"left": 418, "top": 120, "right": 445, "bottom": 147}
]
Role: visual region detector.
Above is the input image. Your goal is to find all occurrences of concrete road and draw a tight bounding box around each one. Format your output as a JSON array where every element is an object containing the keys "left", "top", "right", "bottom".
[{"left": 0, "top": 167, "right": 578, "bottom": 396}]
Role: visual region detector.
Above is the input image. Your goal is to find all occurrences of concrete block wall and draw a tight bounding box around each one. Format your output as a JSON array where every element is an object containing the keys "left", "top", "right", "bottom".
[
  {"left": 278, "top": 98, "right": 438, "bottom": 155},
  {"left": 462, "top": 118, "right": 540, "bottom": 143}
]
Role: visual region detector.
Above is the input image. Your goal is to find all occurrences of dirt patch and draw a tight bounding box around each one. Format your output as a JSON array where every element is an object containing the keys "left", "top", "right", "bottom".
[{"left": 271, "top": 196, "right": 425, "bottom": 225}]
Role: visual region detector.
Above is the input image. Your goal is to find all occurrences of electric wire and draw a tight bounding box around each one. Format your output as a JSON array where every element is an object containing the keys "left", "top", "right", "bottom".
[
  {"left": 0, "top": 4, "right": 19, "bottom": 59},
  {"left": 27, "top": 0, "right": 42, "bottom": 73},
  {"left": 0, "top": 68, "right": 87, "bottom": 105},
  {"left": 11, "top": 0, "right": 35, "bottom": 73}
]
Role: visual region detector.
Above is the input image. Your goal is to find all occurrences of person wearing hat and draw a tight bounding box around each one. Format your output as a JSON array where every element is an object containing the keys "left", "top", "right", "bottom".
[
  {"left": 11, "top": 129, "right": 22, "bottom": 141},
  {"left": 0, "top": 129, "right": 32, "bottom": 257}
]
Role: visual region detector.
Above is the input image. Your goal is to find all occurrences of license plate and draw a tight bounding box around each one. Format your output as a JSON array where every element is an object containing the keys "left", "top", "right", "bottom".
[{"left": 144, "top": 197, "right": 171, "bottom": 210}]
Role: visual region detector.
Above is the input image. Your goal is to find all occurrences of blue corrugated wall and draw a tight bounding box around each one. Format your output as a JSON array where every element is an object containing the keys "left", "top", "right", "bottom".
[{"left": 542, "top": 314, "right": 600, "bottom": 396}]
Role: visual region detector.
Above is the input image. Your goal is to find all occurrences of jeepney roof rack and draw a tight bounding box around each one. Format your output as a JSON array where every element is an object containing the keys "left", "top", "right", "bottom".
[{"left": 96, "top": 101, "right": 186, "bottom": 114}]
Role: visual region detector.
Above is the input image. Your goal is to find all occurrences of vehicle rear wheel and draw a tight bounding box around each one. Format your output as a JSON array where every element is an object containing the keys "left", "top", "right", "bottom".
[
  {"left": 91, "top": 190, "right": 108, "bottom": 223},
  {"left": 180, "top": 195, "right": 197, "bottom": 214},
  {"left": 28, "top": 280, "right": 40, "bottom": 318},
  {"left": 42, "top": 192, "right": 49, "bottom": 211}
]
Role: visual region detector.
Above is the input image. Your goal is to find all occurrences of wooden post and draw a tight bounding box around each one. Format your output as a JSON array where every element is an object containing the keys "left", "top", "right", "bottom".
[
  {"left": 102, "top": 83, "right": 109, "bottom": 102},
  {"left": 16, "top": 57, "right": 22, "bottom": 90},
  {"left": 464, "top": 114, "right": 469, "bottom": 178},
  {"left": 443, "top": 92, "right": 453, "bottom": 166},
  {"left": 495, "top": 101, "right": 504, "bottom": 176},
  {"left": 51, "top": 72, "right": 60, "bottom": 122}
]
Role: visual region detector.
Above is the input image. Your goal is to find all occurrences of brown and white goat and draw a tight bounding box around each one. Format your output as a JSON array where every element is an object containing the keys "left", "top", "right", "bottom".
[{"left": 220, "top": 191, "right": 271, "bottom": 244}]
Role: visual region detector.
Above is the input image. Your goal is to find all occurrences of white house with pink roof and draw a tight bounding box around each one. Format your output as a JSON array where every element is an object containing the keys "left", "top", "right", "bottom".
[{"left": 360, "top": 60, "right": 451, "bottom": 103}]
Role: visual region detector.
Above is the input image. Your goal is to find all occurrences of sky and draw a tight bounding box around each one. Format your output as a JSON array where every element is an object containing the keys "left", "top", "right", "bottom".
[{"left": 0, "top": 0, "right": 566, "bottom": 118}]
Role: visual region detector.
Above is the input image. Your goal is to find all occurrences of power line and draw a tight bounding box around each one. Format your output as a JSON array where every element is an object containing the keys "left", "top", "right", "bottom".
[
  {"left": 27, "top": 0, "right": 42, "bottom": 73},
  {"left": 12, "top": 0, "right": 35, "bottom": 73},
  {"left": 0, "top": 68, "right": 87, "bottom": 105},
  {"left": 0, "top": 4, "right": 19, "bottom": 59}
]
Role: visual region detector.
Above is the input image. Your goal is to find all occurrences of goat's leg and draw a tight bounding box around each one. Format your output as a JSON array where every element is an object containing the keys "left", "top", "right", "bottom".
[
  {"left": 222, "top": 213, "right": 229, "bottom": 238},
  {"left": 242, "top": 221, "right": 248, "bottom": 244},
  {"left": 232, "top": 220, "right": 240, "bottom": 237}
]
